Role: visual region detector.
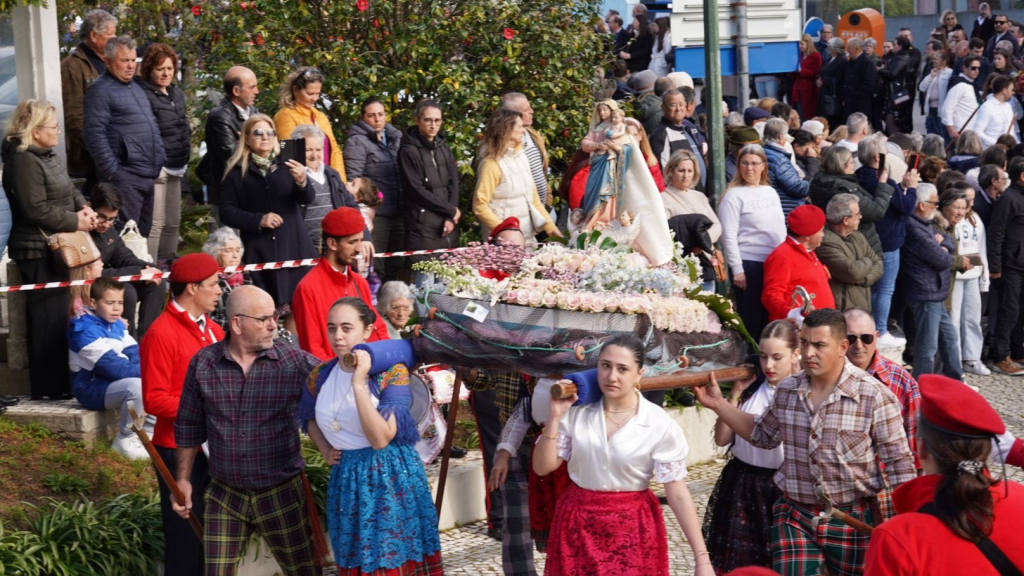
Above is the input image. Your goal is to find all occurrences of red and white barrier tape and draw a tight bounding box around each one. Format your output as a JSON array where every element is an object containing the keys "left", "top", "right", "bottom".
[{"left": 0, "top": 246, "right": 467, "bottom": 293}]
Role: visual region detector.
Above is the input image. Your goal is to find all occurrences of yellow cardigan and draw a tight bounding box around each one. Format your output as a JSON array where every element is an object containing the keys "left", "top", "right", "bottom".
[{"left": 273, "top": 105, "right": 346, "bottom": 180}]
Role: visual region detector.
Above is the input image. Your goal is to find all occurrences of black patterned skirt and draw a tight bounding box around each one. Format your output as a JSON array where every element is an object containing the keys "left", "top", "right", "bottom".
[{"left": 701, "top": 457, "right": 782, "bottom": 574}]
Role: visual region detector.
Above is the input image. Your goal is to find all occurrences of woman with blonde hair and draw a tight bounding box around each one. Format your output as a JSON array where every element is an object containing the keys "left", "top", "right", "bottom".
[
  {"left": 473, "top": 108, "right": 560, "bottom": 243},
  {"left": 663, "top": 149, "right": 721, "bottom": 291},
  {"left": 219, "top": 113, "right": 315, "bottom": 330},
  {"left": 273, "top": 66, "right": 346, "bottom": 179},
  {"left": 940, "top": 9, "right": 963, "bottom": 39},
  {"left": 718, "top": 144, "right": 785, "bottom": 340},
  {"left": 793, "top": 33, "right": 822, "bottom": 119},
  {"left": 2, "top": 99, "right": 96, "bottom": 399}
]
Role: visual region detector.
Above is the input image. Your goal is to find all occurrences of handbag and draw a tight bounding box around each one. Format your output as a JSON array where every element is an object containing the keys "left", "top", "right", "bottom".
[
  {"left": 529, "top": 203, "right": 550, "bottom": 231},
  {"left": 42, "top": 229, "right": 99, "bottom": 271},
  {"left": 891, "top": 87, "right": 912, "bottom": 106},
  {"left": 820, "top": 92, "right": 840, "bottom": 116},
  {"left": 119, "top": 220, "right": 153, "bottom": 263}
]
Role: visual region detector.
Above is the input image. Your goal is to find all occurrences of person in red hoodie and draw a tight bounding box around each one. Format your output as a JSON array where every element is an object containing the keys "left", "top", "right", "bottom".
[
  {"left": 139, "top": 253, "right": 224, "bottom": 576},
  {"left": 762, "top": 204, "right": 835, "bottom": 322},
  {"left": 864, "top": 374, "right": 1024, "bottom": 576},
  {"left": 292, "top": 206, "right": 388, "bottom": 361}
]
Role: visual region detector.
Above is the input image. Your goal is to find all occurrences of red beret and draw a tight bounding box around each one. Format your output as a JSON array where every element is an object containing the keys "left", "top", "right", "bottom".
[
  {"left": 322, "top": 207, "right": 365, "bottom": 238},
  {"left": 725, "top": 568, "right": 781, "bottom": 576},
  {"left": 170, "top": 253, "right": 220, "bottom": 283},
  {"left": 787, "top": 204, "right": 826, "bottom": 237},
  {"left": 918, "top": 375, "right": 1005, "bottom": 438},
  {"left": 489, "top": 217, "right": 521, "bottom": 241}
]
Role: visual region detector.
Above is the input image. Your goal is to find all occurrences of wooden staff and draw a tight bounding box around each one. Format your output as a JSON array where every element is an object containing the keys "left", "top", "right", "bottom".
[
  {"left": 434, "top": 371, "right": 464, "bottom": 518},
  {"left": 550, "top": 365, "right": 757, "bottom": 400},
  {"left": 127, "top": 401, "right": 203, "bottom": 541}
]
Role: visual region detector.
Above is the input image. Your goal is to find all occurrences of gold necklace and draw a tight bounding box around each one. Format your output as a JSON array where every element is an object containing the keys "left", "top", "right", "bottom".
[{"left": 605, "top": 412, "right": 633, "bottom": 428}]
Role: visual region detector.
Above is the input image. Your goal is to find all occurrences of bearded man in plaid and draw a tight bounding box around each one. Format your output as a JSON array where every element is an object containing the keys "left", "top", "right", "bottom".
[
  {"left": 172, "top": 286, "right": 325, "bottom": 576},
  {"left": 696, "top": 309, "right": 917, "bottom": 576}
]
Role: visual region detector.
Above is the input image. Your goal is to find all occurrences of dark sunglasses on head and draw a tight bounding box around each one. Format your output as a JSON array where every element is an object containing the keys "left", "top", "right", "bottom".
[{"left": 847, "top": 333, "right": 875, "bottom": 345}]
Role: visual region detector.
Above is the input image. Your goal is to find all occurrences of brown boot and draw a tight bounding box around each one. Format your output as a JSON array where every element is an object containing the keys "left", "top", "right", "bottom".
[{"left": 992, "top": 357, "right": 1024, "bottom": 376}]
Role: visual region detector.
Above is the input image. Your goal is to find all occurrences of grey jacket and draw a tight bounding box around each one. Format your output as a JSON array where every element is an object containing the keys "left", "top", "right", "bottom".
[{"left": 344, "top": 121, "right": 403, "bottom": 218}]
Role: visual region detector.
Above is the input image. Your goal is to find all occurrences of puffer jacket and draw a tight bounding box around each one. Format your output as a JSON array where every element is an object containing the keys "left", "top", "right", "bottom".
[
  {"left": 399, "top": 126, "right": 459, "bottom": 258},
  {"left": 344, "top": 121, "right": 403, "bottom": 218},
  {"left": 809, "top": 171, "right": 893, "bottom": 256},
  {"left": 1, "top": 138, "right": 87, "bottom": 260},
  {"left": 901, "top": 213, "right": 955, "bottom": 302},
  {"left": 764, "top": 142, "right": 810, "bottom": 216},
  {"left": 83, "top": 72, "right": 166, "bottom": 180},
  {"left": 68, "top": 310, "right": 140, "bottom": 411},
  {"left": 136, "top": 80, "right": 190, "bottom": 169}
]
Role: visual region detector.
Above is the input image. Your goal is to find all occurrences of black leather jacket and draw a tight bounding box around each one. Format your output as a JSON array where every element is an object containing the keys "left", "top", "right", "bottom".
[{"left": 202, "top": 98, "right": 257, "bottom": 196}]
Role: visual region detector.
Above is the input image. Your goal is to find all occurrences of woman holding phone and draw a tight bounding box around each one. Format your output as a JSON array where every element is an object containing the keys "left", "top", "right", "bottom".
[{"left": 218, "top": 114, "right": 317, "bottom": 331}]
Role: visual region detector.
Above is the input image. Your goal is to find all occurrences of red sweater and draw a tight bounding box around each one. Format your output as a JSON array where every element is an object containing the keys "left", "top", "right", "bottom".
[
  {"left": 762, "top": 236, "right": 835, "bottom": 321},
  {"left": 292, "top": 257, "right": 388, "bottom": 361},
  {"left": 139, "top": 302, "right": 224, "bottom": 448},
  {"left": 865, "top": 475, "right": 1024, "bottom": 576}
]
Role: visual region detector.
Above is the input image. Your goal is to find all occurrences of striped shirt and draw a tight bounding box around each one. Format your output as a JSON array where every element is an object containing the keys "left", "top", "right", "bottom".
[
  {"left": 749, "top": 360, "right": 917, "bottom": 505},
  {"left": 523, "top": 130, "right": 548, "bottom": 204}
]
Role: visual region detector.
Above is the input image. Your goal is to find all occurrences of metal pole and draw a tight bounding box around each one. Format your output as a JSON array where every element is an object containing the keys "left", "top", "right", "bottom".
[
  {"left": 705, "top": 0, "right": 726, "bottom": 199},
  {"left": 735, "top": 1, "right": 750, "bottom": 121}
]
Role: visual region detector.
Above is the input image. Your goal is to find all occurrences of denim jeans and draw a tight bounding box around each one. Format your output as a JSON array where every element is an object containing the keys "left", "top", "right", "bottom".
[
  {"left": 702, "top": 280, "right": 716, "bottom": 293},
  {"left": 908, "top": 300, "right": 963, "bottom": 380},
  {"left": 755, "top": 76, "right": 779, "bottom": 100},
  {"left": 733, "top": 260, "right": 768, "bottom": 346},
  {"left": 950, "top": 277, "right": 984, "bottom": 363},
  {"left": 104, "top": 377, "right": 154, "bottom": 436},
  {"left": 871, "top": 250, "right": 900, "bottom": 335}
]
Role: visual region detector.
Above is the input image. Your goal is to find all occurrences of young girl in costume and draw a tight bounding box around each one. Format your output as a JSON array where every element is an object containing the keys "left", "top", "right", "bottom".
[
  {"left": 534, "top": 333, "right": 713, "bottom": 576},
  {"left": 299, "top": 297, "right": 442, "bottom": 576},
  {"left": 701, "top": 319, "right": 799, "bottom": 574}
]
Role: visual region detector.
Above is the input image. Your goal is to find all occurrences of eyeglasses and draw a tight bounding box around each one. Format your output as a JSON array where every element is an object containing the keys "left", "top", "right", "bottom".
[
  {"left": 922, "top": 199, "right": 940, "bottom": 206},
  {"left": 739, "top": 161, "right": 764, "bottom": 168},
  {"left": 95, "top": 213, "right": 118, "bottom": 224},
  {"left": 251, "top": 129, "right": 277, "bottom": 139},
  {"left": 38, "top": 124, "right": 60, "bottom": 131},
  {"left": 237, "top": 313, "right": 280, "bottom": 326},
  {"left": 846, "top": 333, "right": 875, "bottom": 345}
]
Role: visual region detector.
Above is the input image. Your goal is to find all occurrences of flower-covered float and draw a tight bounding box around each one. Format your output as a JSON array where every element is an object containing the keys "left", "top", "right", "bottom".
[{"left": 405, "top": 232, "right": 754, "bottom": 377}]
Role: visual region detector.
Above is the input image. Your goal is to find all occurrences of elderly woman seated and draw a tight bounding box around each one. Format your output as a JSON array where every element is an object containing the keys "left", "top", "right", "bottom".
[
  {"left": 202, "top": 226, "right": 252, "bottom": 330},
  {"left": 377, "top": 280, "right": 414, "bottom": 339}
]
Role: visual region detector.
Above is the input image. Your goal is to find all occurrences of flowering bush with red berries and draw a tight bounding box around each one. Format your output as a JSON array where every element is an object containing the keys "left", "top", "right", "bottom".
[{"left": 57, "top": 0, "right": 608, "bottom": 238}]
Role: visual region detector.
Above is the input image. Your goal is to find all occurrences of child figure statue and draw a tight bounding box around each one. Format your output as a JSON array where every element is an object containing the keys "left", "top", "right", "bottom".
[{"left": 582, "top": 107, "right": 633, "bottom": 231}]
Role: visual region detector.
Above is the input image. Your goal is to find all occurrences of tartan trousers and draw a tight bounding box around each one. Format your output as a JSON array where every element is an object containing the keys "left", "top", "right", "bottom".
[
  {"left": 771, "top": 498, "right": 876, "bottom": 576},
  {"left": 502, "top": 441, "right": 537, "bottom": 576},
  {"left": 204, "top": 474, "right": 319, "bottom": 576}
]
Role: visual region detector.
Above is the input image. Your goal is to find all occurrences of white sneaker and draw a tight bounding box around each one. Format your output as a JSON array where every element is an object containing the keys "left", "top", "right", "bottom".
[
  {"left": 964, "top": 361, "right": 992, "bottom": 376},
  {"left": 111, "top": 433, "right": 151, "bottom": 461},
  {"left": 876, "top": 332, "right": 907, "bottom": 349}
]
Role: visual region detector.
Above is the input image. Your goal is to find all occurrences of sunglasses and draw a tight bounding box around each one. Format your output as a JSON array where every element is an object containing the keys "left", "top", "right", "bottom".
[
  {"left": 847, "top": 333, "right": 875, "bottom": 345},
  {"left": 996, "top": 20, "right": 1008, "bottom": 24},
  {"left": 251, "top": 129, "right": 277, "bottom": 139},
  {"left": 969, "top": 66, "right": 981, "bottom": 71}
]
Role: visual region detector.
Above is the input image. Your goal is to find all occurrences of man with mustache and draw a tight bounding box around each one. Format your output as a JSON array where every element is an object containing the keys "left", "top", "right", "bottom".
[{"left": 695, "top": 308, "right": 916, "bottom": 576}]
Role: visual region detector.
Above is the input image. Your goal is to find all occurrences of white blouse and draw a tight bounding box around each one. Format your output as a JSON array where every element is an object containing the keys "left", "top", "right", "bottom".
[
  {"left": 554, "top": 394, "right": 689, "bottom": 491},
  {"left": 731, "top": 382, "right": 784, "bottom": 469},
  {"left": 314, "top": 365, "right": 379, "bottom": 450}
]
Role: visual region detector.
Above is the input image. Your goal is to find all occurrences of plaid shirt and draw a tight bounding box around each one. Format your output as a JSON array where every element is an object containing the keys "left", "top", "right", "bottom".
[
  {"left": 867, "top": 352, "right": 921, "bottom": 466},
  {"left": 750, "top": 360, "right": 917, "bottom": 506},
  {"left": 175, "top": 340, "right": 321, "bottom": 490},
  {"left": 468, "top": 371, "right": 527, "bottom": 424}
]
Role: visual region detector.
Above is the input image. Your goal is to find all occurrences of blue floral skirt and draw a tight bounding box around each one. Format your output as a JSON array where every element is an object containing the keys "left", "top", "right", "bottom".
[{"left": 327, "top": 443, "right": 442, "bottom": 573}]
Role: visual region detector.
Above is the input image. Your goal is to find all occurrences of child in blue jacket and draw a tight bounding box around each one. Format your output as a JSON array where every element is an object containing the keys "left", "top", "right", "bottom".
[{"left": 68, "top": 277, "right": 152, "bottom": 460}]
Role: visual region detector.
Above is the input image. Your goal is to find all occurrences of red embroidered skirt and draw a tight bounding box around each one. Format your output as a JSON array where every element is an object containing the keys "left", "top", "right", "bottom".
[
  {"left": 337, "top": 551, "right": 443, "bottom": 576},
  {"left": 544, "top": 483, "right": 669, "bottom": 576}
]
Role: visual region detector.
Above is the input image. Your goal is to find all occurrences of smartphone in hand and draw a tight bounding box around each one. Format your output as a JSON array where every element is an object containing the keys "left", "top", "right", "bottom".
[{"left": 279, "top": 138, "right": 307, "bottom": 166}]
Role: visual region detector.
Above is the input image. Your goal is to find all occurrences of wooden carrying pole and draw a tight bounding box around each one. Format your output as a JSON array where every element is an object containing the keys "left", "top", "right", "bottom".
[
  {"left": 550, "top": 365, "right": 757, "bottom": 400},
  {"left": 127, "top": 401, "right": 203, "bottom": 542},
  {"left": 434, "top": 372, "right": 463, "bottom": 517}
]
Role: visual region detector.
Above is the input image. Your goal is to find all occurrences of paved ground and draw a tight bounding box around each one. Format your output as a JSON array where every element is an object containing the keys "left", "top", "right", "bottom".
[{"left": 438, "top": 371, "right": 1024, "bottom": 575}]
